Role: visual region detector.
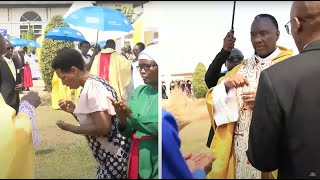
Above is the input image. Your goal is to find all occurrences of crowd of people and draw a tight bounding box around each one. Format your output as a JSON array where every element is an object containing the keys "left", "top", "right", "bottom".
[
  {"left": 1, "top": 31, "right": 159, "bottom": 179},
  {"left": 162, "top": 80, "right": 193, "bottom": 99}
]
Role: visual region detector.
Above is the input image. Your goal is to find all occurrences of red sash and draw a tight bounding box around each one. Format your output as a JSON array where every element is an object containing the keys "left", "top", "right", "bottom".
[
  {"left": 98, "top": 53, "right": 111, "bottom": 81},
  {"left": 128, "top": 133, "right": 155, "bottom": 179}
]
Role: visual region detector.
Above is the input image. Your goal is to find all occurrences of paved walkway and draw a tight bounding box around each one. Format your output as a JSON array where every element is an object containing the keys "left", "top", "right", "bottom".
[{"left": 19, "top": 79, "right": 50, "bottom": 98}]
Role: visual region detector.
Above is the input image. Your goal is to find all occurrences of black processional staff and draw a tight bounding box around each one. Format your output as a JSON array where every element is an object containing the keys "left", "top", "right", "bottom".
[{"left": 230, "top": 1, "right": 236, "bottom": 33}]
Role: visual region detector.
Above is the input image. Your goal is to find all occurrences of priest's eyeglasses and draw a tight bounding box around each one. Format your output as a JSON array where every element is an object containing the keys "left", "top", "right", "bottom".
[{"left": 136, "top": 64, "right": 158, "bottom": 71}]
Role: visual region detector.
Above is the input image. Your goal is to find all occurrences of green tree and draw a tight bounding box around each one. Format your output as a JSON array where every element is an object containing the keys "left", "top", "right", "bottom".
[
  {"left": 121, "top": 5, "right": 134, "bottom": 23},
  {"left": 39, "top": 15, "right": 74, "bottom": 91},
  {"left": 192, "top": 62, "right": 209, "bottom": 99},
  {"left": 120, "top": 5, "right": 144, "bottom": 24},
  {"left": 21, "top": 28, "right": 35, "bottom": 54},
  {"left": 22, "top": 28, "right": 35, "bottom": 40}
]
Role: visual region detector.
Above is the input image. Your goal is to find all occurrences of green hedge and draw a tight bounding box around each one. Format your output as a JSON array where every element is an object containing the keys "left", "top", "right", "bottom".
[
  {"left": 21, "top": 28, "right": 35, "bottom": 54},
  {"left": 192, "top": 62, "right": 209, "bottom": 99},
  {"left": 39, "top": 15, "right": 74, "bottom": 91}
]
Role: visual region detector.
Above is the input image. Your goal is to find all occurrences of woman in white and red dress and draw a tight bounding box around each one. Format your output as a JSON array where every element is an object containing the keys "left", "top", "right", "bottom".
[{"left": 21, "top": 48, "right": 33, "bottom": 91}]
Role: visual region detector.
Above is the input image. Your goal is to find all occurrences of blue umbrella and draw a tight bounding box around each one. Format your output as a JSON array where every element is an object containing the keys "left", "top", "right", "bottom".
[
  {"left": 63, "top": 6, "right": 134, "bottom": 32},
  {"left": 9, "top": 38, "right": 28, "bottom": 47},
  {"left": 45, "top": 27, "right": 86, "bottom": 42},
  {"left": 98, "top": 40, "right": 106, "bottom": 47},
  {"left": 26, "top": 40, "right": 40, "bottom": 48}
]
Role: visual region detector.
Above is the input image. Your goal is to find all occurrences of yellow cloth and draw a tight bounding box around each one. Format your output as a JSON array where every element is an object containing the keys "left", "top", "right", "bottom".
[
  {"left": 7, "top": 59, "right": 14, "bottom": 77},
  {"left": 51, "top": 72, "right": 81, "bottom": 109},
  {"left": 90, "top": 48, "right": 131, "bottom": 100},
  {"left": 144, "top": 31, "right": 152, "bottom": 46},
  {"left": 0, "top": 94, "right": 34, "bottom": 178},
  {"left": 133, "top": 21, "right": 144, "bottom": 45},
  {"left": 36, "top": 36, "right": 43, "bottom": 63},
  {"left": 206, "top": 46, "right": 293, "bottom": 179}
]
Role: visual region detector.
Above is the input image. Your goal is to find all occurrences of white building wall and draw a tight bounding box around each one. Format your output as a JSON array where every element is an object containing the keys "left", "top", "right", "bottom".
[
  {"left": 99, "top": 2, "right": 133, "bottom": 9},
  {"left": 0, "top": 8, "right": 9, "bottom": 23},
  {"left": 49, "top": 7, "right": 69, "bottom": 19},
  {"left": 0, "top": 8, "right": 10, "bottom": 37},
  {"left": 0, "top": 7, "right": 69, "bottom": 38},
  {"left": 0, "top": 8, "right": 47, "bottom": 38}
]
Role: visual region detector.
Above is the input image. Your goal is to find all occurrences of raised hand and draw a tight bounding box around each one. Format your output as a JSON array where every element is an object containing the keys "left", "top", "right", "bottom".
[
  {"left": 108, "top": 96, "right": 132, "bottom": 124},
  {"left": 14, "top": 83, "right": 23, "bottom": 91},
  {"left": 190, "top": 152, "right": 216, "bottom": 174},
  {"left": 56, "top": 120, "right": 72, "bottom": 131},
  {"left": 242, "top": 90, "right": 257, "bottom": 109},
  {"left": 223, "top": 31, "right": 236, "bottom": 52},
  {"left": 58, "top": 99, "right": 76, "bottom": 113},
  {"left": 224, "top": 74, "right": 249, "bottom": 92}
]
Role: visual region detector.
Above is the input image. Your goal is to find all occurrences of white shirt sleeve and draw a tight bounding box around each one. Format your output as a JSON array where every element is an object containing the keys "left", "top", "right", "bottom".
[
  {"left": 212, "top": 79, "right": 239, "bottom": 127},
  {"left": 73, "top": 79, "right": 116, "bottom": 116}
]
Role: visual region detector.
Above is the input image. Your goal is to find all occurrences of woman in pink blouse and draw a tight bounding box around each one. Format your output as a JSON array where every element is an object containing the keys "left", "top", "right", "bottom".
[{"left": 51, "top": 48, "right": 130, "bottom": 179}]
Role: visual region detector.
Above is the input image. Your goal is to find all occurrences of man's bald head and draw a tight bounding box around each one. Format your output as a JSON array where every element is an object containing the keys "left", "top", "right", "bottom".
[
  {"left": 291, "top": 1, "right": 320, "bottom": 20},
  {"left": 0, "top": 33, "right": 6, "bottom": 55},
  {"left": 290, "top": 1, "right": 320, "bottom": 52}
]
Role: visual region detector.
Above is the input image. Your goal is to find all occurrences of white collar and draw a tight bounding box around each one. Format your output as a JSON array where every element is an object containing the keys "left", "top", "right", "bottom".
[
  {"left": 3, "top": 55, "right": 16, "bottom": 80},
  {"left": 254, "top": 47, "right": 280, "bottom": 63},
  {"left": 2, "top": 56, "right": 12, "bottom": 63},
  {"left": 303, "top": 40, "right": 317, "bottom": 50}
]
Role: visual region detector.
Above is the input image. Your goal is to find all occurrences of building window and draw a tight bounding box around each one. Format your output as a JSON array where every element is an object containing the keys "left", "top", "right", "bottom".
[
  {"left": 20, "top": 11, "right": 42, "bottom": 39},
  {"left": 20, "top": 11, "right": 42, "bottom": 22}
]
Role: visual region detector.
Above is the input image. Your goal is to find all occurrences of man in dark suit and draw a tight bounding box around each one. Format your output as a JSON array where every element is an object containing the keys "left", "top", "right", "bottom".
[
  {"left": 0, "top": 38, "right": 23, "bottom": 113},
  {"left": 204, "top": 32, "right": 244, "bottom": 148},
  {"left": 247, "top": 1, "right": 320, "bottom": 178},
  {"left": 12, "top": 48, "right": 25, "bottom": 71},
  {"left": 13, "top": 47, "right": 25, "bottom": 89}
]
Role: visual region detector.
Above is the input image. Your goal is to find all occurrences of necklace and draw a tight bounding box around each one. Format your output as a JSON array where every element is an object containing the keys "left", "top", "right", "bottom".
[{"left": 141, "top": 86, "right": 157, "bottom": 116}]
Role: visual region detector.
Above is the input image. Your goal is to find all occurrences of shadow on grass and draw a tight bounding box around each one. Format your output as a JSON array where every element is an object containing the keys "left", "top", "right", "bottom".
[{"left": 36, "top": 148, "right": 55, "bottom": 155}]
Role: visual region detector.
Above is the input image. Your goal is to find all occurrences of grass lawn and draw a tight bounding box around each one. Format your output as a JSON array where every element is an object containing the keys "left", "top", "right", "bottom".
[
  {"left": 179, "top": 119, "right": 211, "bottom": 154},
  {"left": 34, "top": 106, "right": 96, "bottom": 179},
  {"left": 163, "top": 89, "right": 212, "bottom": 154}
]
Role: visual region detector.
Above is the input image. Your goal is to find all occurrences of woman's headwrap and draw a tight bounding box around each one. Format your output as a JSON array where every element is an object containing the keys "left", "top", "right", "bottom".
[{"left": 138, "top": 43, "right": 161, "bottom": 67}]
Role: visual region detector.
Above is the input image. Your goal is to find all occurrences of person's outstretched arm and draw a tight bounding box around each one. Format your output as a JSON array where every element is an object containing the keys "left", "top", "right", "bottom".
[{"left": 204, "top": 48, "right": 230, "bottom": 88}]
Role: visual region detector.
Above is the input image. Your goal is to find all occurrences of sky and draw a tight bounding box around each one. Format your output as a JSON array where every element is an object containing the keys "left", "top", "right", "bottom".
[{"left": 148, "top": 1, "right": 297, "bottom": 75}]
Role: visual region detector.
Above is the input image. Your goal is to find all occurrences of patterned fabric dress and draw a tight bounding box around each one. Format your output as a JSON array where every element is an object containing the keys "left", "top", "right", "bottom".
[
  {"left": 19, "top": 100, "right": 39, "bottom": 146},
  {"left": 233, "top": 55, "right": 273, "bottom": 179},
  {"left": 74, "top": 76, "right": 131, "bottom": 179}
]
